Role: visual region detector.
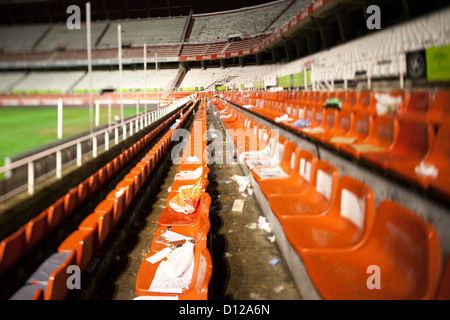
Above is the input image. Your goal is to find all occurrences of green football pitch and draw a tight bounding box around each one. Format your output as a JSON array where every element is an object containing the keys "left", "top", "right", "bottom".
[{"left": 0, "top": 106, "right": 148, "bottom": 172}]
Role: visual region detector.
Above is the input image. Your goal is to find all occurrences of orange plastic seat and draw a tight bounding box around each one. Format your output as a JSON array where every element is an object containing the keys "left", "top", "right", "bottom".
[
  {"left": 281, "top": 175, "right": 376, "bottom": 253},
  {"left": 64, "top": 188, "right": 78, "bottom": 218},
  {"left": 428, "top": 90, "right": 450, "bottom": 125},
  {"left": 251, "top": 141, "right": 298, "bottom": 184},
  {"left": 344, "top": 114, "right": 399, "bottom": 162},
  {"left": 151, "top": 214, "right": 210, "bottom": 254},
  {"left": 320, "top": 108, "right": 356, "bottom": 149},
  {"left": 25, "top": 211, "right": 48, "bottom": 251},
  {"left": 88, "top": 172, "right": 100, "bottom": 195},
  {"left": 389, "top": 123, "right": 450, "bottom": 190},
  {"left": 158, "top": 192, "right": 211, "bottom": 227},
  {"left": 44, "top": 198, "right": 64, "bottom": 235},
  {"left": 298, "top": 105, "right": 325, "bottom": 137},
  {"left": 10, "top": 250, "right": 76, "bottom": 300},
  {"left": 300, "top": 200, "right": 442, "bottom": 300},
  {"left": 305, "top": 107, "right": 338, "bottom": 143},
  {"left": 135, "top": 215, "right": 211, "bottom": 299},
  {"left": 108, "top": 159, "right": 117, "bottom": 176},
  {"left": 58, "top": 227, "right": 97, "bottom": 271},
  {"left": 105, "top": 190, "right": 126, "bottom": 226},
  {"left": 77, "top": 179, "right": 90, "bottom": 204},
  {"left": 397, "top": 91, "right": 432, "bottom": 121},
  {"left": 124, "top": 172, "right": 142, "bottom": 196},
  {"left": 361, "top": 118, "right": 434, "bottom": 171},
  {"left": 268, "top": 160, "right": 339, "bottom": 221},
  {"left": 245, "top": 136, "right": 287, "bottom": 170},
  {"left": 134, "top": 162, "right": 149, "bottom": 182},
  {"left": 98, "top": 166, "right": 108, "bottom": 187},
  {"left": 231, "top": 128, "right": 262, "bottom": 154},
  {"left": 116, "top": 179, "right": 136, "bottom": 210},
  {"left": 352, "top": 90, "right": 376, "bottom": 114},
  {"left": 79, "top": 209, "right": 113, "bottom": 250},
  {"left": 259, "top": 148, "right": 317, "bottom": 198},
  {"left": 338, "top": 111, "right": 375, "bottom": 159},
  {"left": 0, "top": 226, "right": 26, "bottom": 276},
  {"left": 33, "top": 249, "right": 77, "bottom": 300}
]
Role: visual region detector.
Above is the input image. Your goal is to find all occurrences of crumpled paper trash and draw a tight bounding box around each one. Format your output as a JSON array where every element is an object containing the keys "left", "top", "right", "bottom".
[
  {"left": 168, "top": 179, "right": 203, "bottom": 214},
  {"left": 175, "top": 166, "right": 203, "bottom": 180},
  {"left": 374, "top": 93, "right": 403, "bottom": 115},
  {"left": 258, "top": 216, "right": 272, "bottom": 233},
  {"left": 165, "top": 241, "right": 195, "bottom": 279},
  {"left": 414, "top": 161, "right": 439, "bottom": 178},
  {"left": 275, "top": 114, "right": 293, "bottom": 123},
  {"left": 231, "top": 175, "right": 250, "bottom": 192},
  {"left": 186, "top": 156, "right": 200, "bottom": 163}
]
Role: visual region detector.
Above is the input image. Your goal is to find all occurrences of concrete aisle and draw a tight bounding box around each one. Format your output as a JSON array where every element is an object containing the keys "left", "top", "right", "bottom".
[
  {"left": 206, "top": 100, "right": 301, "bottom": 300},
  {"left": 95, "top": 100, "right": 301, "bottom": 300}
]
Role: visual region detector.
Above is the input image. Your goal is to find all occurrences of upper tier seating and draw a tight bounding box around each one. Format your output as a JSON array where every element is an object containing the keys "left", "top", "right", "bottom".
[
  {"left": 97, "top": 17, "right": 188, "bottom": 48},
  {"left": 0, "top": 24, "right": 49, "bottom": 52},
  {"left": 269, "top": 0, "right": 312, "bottom": 32},
  {"left": 72, "top": 69, "right": 179, "bottom": 92},
  {"left": 189, "top": 1, "right": 290, "bottom": 43},
  {"left": 10, "top": 71, "right": 85, "bottom": 94},
  {"left": 180, "top": 67, "right": 243, "bottom": 90},
  {"left": 35, "top": 22, "right": 108, "bottom": 51},
  {"left": 0, "top": 72, "right": 26, "bottom": 93}
]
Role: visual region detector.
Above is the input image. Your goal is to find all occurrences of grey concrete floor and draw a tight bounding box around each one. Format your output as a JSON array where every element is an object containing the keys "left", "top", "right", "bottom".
[{"left": 95, "top": 104, "right": 302, "bottom": 300}]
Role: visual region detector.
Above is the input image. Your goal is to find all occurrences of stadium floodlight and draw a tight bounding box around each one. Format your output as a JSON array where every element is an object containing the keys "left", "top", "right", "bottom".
[
  {"left": 118, "top": 24, "right": 124, "bottom": 123},
  {"left": 86, "top": 2, "right": 93, "bottom": 133},
  {"left": 144, "top": 43, "right": 147, "bottom": 121}
]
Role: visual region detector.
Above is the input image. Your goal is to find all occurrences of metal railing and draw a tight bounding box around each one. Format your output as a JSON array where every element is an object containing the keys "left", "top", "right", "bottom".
[{"left": 0, "top": 95, "right": 195, "bottom": 203}]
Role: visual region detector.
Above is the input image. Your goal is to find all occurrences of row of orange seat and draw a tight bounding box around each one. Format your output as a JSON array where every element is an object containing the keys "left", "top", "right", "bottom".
[
  {"left": 8, "top": 101, "right": 195, "bottom": 300},
  {"left": 211, "top": 95, "right": 449, "bottom": 300},
  {"left": 0, "top": 121, "right": 167, "bottom": 278},
  {"left": 135, "top": 99, "right": 212, "bottom": 300},
  {"left": 222, "top": 89, "right": 450, "bottom": 201},
  {"left": 231, "top": 89, "right": 450, "bottom": 124}
]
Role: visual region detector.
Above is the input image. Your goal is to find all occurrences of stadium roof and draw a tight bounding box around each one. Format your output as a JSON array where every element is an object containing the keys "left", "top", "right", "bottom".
[{"left": 0, "top": 0, "right": 281, "bottom": 24}]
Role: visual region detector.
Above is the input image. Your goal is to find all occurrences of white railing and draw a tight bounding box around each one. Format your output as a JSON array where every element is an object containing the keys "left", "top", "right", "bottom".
[{"left": 0, "top": 95, "right": 195, "bottom": 203}]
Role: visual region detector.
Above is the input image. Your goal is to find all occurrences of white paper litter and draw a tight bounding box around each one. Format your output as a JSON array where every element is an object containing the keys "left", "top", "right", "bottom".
[
  {"left": 414, "top": 161, "right": 439, "bottom": 178},
  {"left": 231, "top": 175, "right": 250, "bottom": 192},
  {"left": 175, "top": 167, "right": 203, "bottom": 180},
  {"left": 253, "top": 166, "right": 288, "bottom": 179},
  {"left": 148, "top": 259, "right": 194, "bottom": 294},
  {"left": 374, "top": 93, "right": 403, "bottom": 115},
  {"left": 186, "top": 156, "right": 200, "bottom": 163},
  {"left": 157, "top": 230, "right": 195, "bottom": 243},
  {"left": 275, "top": 114, "right": 293, "bottom": 123},
  {"left": 258, "top": 216, "right": 272, "bottom": 233},
  {"left": 232, "top": 199, "right": 245, "bottom": 212},
  {"left": 165, "top": 242, "right": 195, "bottom": 279},
  {"left": 145, "top": 247, "right": 173, "bottom": 264}
]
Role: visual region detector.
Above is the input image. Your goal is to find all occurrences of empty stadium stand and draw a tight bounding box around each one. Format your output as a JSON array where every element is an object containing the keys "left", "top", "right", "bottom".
[{"left": 211, "top": 91, "right": 449, "bottom": 300}]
